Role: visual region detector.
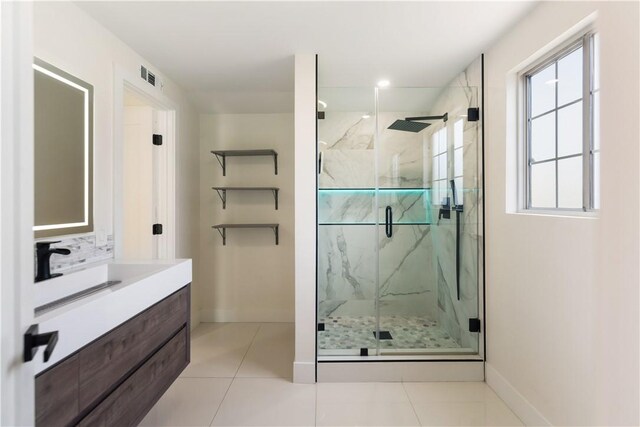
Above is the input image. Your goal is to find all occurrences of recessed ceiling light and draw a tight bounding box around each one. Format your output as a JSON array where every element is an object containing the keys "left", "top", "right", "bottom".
[
  {"left": 318, "top": 100, "right": 327, "bottom": 109},
  {"left": 377, "top": 80, "right": 390, "bottom": 88},
  {"left": 545, "top": 79, "right": 559, "bottom": 85},
  {"left": 362, "top": 114, "right": 371, "bottom": 119}
]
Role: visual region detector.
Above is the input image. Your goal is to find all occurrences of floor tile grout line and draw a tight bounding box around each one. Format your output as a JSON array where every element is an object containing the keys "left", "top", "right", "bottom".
[
  {"left": 208, "top": 323, "right": 262, "bottom": 427},
  {"left": 208, "top": 377, "right": 234, "bottom": 427},
  {"left": 401, "top": 381, "right": 423, "bottom": 426},
  {"left": 233, "top": 323, "right": 263, "bottom": 378}
]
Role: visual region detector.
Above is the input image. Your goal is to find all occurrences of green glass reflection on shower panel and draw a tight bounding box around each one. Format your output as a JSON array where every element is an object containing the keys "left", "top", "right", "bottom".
[
  {"left": 317, "top": 187, "right": 434, "bottom": 225},
  {"left": 318, "top": 188, "right": 432, "bottom": 192}
]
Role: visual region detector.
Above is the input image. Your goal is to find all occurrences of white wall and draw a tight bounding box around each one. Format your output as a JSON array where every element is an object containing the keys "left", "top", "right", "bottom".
[
  {"left": 591, "top": 3, "right": 639, "bottom": 425},
  {"left": 293, "top": 54, "right": 316, "bottom": 383},
  {"left": 33, "top": 1, "right": 201, "bottom": 326},
  {"left": 484, "top": 2, "right": 639, "bottom": 425},
  {"left": 198, "top": 114, "right": 294, "bottom": 323}
]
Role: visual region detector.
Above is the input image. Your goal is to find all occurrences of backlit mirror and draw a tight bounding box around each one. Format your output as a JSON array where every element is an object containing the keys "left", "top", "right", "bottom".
[{"left": 33, "top": 58, "right": 93, "bottom": 238}]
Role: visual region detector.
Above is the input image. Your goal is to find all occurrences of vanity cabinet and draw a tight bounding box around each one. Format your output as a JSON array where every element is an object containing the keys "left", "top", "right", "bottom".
[{"left": 35, "top": 285, "right": 190, "bottom": 427}]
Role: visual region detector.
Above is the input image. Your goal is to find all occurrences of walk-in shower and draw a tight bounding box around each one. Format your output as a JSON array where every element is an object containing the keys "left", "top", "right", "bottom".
[{"left": 316, "top": 57, "right": 484, "bottom": 363}]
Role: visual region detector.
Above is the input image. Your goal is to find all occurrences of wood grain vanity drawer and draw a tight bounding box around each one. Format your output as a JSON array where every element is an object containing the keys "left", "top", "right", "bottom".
[
  {"left": 77, "top": 327, "right": 188, "bottom": 427},
  {"left": 35, "top": 354, "right": 79, "bottom": 427},
  {"left": 78, "top": 286, "right": 188, "bottom": 410}
]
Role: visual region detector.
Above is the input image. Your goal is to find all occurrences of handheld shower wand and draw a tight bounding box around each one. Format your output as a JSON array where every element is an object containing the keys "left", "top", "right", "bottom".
[{"left": 449, "top": 179, "right": 463, "bottom": 301}]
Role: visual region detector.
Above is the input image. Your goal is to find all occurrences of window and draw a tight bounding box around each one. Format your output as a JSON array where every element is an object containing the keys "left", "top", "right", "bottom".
[
  {"left": 453, "top": 119, "right": 464, "bottom": 206},
  {"left": 432, "top": 127, "right": 448, "bottom": 204},
  {"left": 523, "top": 32, "right": 599, "bottom": 211}
]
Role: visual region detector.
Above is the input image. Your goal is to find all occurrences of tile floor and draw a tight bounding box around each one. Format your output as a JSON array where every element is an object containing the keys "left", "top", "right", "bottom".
[
  {"left": 317, "top": 315, "right": 460, "bottom": 351},
  {"left": 140, "top": 322, "right": 523, "bottom": 427}
]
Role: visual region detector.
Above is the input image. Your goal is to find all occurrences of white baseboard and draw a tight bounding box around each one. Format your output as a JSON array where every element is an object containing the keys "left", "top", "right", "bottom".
[
  {"left": 293, "top": 361, "right": 315, "bottom": 383},
  {"left": 318, "top": 361, "right": 484, "bottom": 382},
  {"left": 485, "top": 363, "right": 551, "bottom": 426},
  {"left": 199, "top": 308, "right": 294, "bottom": 323}
]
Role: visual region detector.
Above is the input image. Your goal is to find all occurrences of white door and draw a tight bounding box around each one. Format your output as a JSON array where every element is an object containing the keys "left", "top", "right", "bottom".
[
  {"left": 0, "top": 1, "right": 36, "bottom": 425},
  {"left": 123, "top": 105, "right": 155, "bottom": 259}
]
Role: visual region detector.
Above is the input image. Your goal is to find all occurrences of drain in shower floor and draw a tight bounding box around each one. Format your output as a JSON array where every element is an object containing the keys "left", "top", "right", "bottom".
[{"left": 373, "top": 331, "right": 393, "bottom": 340}]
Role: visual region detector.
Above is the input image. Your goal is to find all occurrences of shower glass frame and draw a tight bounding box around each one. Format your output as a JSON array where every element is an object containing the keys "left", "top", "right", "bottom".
[{"left": 316, "top": 82, "right": 484, "bottom": 361}]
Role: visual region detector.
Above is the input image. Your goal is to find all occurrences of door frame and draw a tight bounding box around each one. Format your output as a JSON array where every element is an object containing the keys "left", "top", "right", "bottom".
[
  {"left": 0, "top": 1, "right": 36, "bottom": 424},
  {"left": 113, "top": 65, "right": 177, "bottom": 259}
]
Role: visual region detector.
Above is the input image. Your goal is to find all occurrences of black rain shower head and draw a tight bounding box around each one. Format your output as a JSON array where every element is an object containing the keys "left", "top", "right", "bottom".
[
  {"left": 387, "top": 120, "right": 431, "bottom": 133},
  {"left": 387, "top": 112, "right": 448, "bottom": 133}
]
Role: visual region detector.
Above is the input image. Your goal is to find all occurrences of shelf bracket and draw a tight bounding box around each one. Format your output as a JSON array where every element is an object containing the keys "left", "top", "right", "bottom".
[
  {"left": 215, "top": 227, "right": 227, "bottom": 245},
  {"left": 214, "top": 188, "right": 227, "bottom": 209},
  {"left": 273, "top": 225, "right": 279, "bottom": 245},
  {"left": 272, "top": 189, "right": 279, "bottom": 210},
  {"left": 213, "top": 153, "right": 226, "bottom": 176},
  {"left": 273, "top": 153, "right": 278, "bottom": 175}
]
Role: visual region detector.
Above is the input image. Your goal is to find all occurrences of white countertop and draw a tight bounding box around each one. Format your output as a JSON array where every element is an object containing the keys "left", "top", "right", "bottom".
[{"left": 34, "top": 258, "right": 192, "bottom": 374}]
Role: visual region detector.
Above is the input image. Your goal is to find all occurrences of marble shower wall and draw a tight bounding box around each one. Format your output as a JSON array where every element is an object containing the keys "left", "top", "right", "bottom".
[{"left": 318, "top": 109, "right": 438, "bottom": 321}]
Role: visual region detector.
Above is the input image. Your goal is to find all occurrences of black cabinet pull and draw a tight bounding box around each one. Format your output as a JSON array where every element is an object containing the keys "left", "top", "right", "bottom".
[
  {"left": 24, "top": 324, "right": 58, "bottom": 363},
  {"left": 385, "top": 206, "right": 393, "bottom": 238}
]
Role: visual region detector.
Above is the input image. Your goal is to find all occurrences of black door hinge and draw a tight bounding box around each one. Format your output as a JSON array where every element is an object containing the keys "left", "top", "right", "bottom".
[
  {"left": 467, "top": 108, "right": 480, "bottom": 122},
  {"left": 317, "top": 111, "right": 325, "bottom": 120},
  {"left": 469, "top": 318, "right": 481, "bottom": 333},
  {"left": 153, "top": 134, "right": 163, "bottom": 146},
  {"left": 153, "top": 224, "right": 163, "bottom": 235}
]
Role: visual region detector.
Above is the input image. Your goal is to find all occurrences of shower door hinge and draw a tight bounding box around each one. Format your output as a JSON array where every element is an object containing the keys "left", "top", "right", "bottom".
[
  {"left": 467, "top": 108, "right": 480, "bottom": 122},
  {"left": 152, "top": 224, "right": 163, "bottom": 235},
  {"left": 317, "top": 111, "right": 325, "bottom": 120},
  {"left": 469, "top": 318, "right": 481, "bottom": 333},
  {"left": 153, "top": 134, "right": 163, "bottom": 146}
]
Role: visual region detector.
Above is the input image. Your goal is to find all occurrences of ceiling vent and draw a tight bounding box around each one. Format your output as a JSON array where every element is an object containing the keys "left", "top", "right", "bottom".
[{"left": 140, "top": 65, "right": 157, "bottom": 87}]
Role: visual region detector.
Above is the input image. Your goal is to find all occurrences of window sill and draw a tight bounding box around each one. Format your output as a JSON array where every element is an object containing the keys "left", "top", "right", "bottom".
[{"left": 512, "top": 209, "right": 599, "bottom": 219}]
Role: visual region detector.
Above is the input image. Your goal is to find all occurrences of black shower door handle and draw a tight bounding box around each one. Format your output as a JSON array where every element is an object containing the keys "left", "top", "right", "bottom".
[{"left": 385, "top": 206, "right": 393, "bottom": 238}]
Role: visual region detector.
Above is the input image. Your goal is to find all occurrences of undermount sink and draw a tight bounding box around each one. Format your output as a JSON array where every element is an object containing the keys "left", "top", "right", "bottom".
[{"left": 34, "top": 260, "right": 182, "bottom": 317}]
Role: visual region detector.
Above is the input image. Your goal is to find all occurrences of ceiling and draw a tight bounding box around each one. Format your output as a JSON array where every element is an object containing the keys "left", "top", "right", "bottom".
[{"left": 76, "top": 1, "right": 537, "bottom": 113}]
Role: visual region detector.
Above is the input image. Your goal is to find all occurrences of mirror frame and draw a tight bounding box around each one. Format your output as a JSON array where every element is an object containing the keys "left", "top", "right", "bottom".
[{"left": 33, "top": 58, "right": 94, "bottom": 238}]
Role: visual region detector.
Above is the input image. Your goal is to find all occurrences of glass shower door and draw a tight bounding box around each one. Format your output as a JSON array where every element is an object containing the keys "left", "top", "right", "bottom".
[{"left": 376, "top": 87, "right": 481, "bottom": 355}]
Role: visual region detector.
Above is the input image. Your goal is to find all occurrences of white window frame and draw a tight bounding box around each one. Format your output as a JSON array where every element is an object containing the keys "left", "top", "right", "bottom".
[
  {"left": 453, "top": 118, "right": 464, "bottom": 206},
  {"left": 521, "top": 30, "right": 598, "bottom": 213},
  {"left": 432, "top": 126, "right": 448, "bottom": 205}
]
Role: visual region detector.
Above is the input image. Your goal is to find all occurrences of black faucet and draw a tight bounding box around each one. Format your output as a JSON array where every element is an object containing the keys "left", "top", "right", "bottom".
[{"left": 35, "top": 241, "right": 71, "bottom": 282}]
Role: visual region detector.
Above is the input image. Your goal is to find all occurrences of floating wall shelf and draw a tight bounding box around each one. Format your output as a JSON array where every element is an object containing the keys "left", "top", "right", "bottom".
[
  {"left": 212, "top": 223, "right": 279, "bottom": 246},
  {"left": 211, "top": 149, "right": 278, "bottom": 176},
  {"left": 212, "top": 187, "right": 279, "bottom": 210}
]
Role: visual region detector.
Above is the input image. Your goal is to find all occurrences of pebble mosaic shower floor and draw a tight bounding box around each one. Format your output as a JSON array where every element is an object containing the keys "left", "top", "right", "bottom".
[{"left": 317, "top": 315, "right": 460, "bottom": 351}]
